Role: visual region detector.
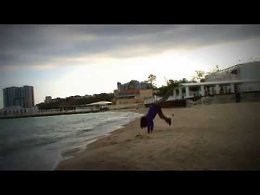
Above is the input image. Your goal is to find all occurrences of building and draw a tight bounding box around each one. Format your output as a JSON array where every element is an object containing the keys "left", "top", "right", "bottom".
[
  {"left": 45, "top": 96, "right": 52, "bottom": 103},
  {"left": 3, "top": 85, "right": 34, "bottom": 108},
  {"left": 114, "top": 80, "right": 154, "bottom": 105},
  {"left": 0, "top": 105, "right": 38, "bottom": 116},
  {"left": 116, "top": 80, "right": 152, "bottom": 92},
  {"left": 172, "top": 61, "right": 260, "bottom": 100}
]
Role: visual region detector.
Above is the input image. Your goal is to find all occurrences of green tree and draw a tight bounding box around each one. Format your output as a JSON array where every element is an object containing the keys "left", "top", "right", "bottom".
[
  {"left": 157, "top": 79, "right": 180, "bottom": 97},
  {"left": 180, "top": 78, "right": 188, "bottom": 83},
  {"left": 194, "top": 70, "right": 205, "bottom": 81},
  {"left": 147, "top": 74, "right": 157, "bottom": 88}
]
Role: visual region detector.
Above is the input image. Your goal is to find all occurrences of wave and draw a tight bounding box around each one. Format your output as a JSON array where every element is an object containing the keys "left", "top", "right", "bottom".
[{"left": 0, "top": 111, "right": 141, "bottom": 170}]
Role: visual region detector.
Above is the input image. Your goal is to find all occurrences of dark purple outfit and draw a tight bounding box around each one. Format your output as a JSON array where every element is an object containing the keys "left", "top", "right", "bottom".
[{"left": 146, "top": 104, "right": 161, "bottom": 133}]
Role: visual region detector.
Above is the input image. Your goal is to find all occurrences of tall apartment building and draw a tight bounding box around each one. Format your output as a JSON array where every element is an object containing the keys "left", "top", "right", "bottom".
[
  {"left": 3, "top": 86, "right": 34, "bottom": 108},
  {"left": 117, "top": 80, "right": 152, "bottom": 93}
]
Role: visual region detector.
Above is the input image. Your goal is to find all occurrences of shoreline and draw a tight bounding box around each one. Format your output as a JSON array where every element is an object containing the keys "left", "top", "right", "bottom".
[
  {"left": 0, "top": 105, "right": 141, "bottom": 120},
  {"left": 55, "top": 118, "right": 141, "bottom": 170},
  {"left": 0, "top": 109, "right": 110, "bottom": 120},
  {"left": 56, "top": 102, "right": 260, "bottom": 170},
  {"left": 55, "top": 108, "right": 146, "bottom": 169}
]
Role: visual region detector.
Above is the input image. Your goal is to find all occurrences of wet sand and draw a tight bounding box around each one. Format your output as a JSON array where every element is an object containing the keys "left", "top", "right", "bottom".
[{"left": 57, "top": 102, "right": 260, "bottom": 170}]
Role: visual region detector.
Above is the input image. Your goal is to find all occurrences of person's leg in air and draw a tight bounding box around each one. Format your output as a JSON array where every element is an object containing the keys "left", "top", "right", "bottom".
[{"left": 157, "top": 107, "right": 172, "bottom": 125}]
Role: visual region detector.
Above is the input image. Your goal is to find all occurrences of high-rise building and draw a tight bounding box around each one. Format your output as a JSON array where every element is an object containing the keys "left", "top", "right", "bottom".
[
  {"left": 114, "top": 80, "right": 153, "bottom": 105},
  {"left": 45, "top": 96, "right": 52, "bottom": 103},
  {"left": 3, "top": 86, "right": 34, "bottom": 108}
]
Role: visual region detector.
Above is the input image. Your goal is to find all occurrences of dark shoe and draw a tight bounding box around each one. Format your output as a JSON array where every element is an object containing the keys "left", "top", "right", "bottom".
[{"left": 167, "top": 118, "right": 171, "bottom": 126}]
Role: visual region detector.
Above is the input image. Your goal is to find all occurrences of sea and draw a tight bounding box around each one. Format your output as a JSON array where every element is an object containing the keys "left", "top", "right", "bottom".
[{"left": 0, "top": 111, "right": 142, "bottom": 170}]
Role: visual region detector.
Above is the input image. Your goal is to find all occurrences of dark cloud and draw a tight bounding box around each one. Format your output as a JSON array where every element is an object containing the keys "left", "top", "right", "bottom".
[{"left": 0, "top": 25, "right": 260, "bottom": 68}]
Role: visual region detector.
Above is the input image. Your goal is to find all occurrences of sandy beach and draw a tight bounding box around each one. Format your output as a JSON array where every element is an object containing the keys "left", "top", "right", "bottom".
[{"left": 57, "top": 102, "right": 260, "bottom": 170}]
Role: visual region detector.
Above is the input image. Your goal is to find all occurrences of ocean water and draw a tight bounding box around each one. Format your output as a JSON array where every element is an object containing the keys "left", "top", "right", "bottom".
[{"left": 0, "top": 111, "right": 142, "bottom": 170}]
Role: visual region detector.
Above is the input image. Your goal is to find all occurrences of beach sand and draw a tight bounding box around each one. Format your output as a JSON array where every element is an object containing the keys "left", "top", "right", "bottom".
[{"left": 56, "top": 102, "right": 260, "bottom": 170}]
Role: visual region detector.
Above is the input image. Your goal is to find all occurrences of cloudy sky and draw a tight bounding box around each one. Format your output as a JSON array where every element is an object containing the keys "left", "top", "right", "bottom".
[{"left": 1, "top": 24, "right": 260, "bottom": 108}]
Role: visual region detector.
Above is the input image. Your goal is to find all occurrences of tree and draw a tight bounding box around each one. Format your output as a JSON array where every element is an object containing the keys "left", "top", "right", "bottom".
[
  {"left": 147, "top": 74, "right": 157, "bottom": 88},
  {"left": 208, "top": 65, "right": 220, "bottom": 74},
  {"left": 194, "top": 70, "right": 205, "bottom": 81},
  {"left": 157, "top": 79, "right": 180, "bottom": 97},
  {"left": 167, "top": 79, "right": 174, "bottom": 86},
  {"left": 214, "top": 65, "right": 220, "bottom": 72},
  {"left": 193, "top": 65, "right": 220, "bottom": 82},
  {"left": 203, "top": 65, "right": 220, "bottom": 78},
  {"left": 181, "top": 78, "right": 188, "bottom": 83}
]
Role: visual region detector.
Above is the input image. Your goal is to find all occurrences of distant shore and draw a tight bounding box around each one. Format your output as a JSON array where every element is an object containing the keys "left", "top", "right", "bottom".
[
  {"left": 57, "top": 102, "right": 260, "bottom": 170},
  {"left": 0, "top": 105, "right": 139, "bottom": 120},
  {"left": 0, "top": 109, "right": 103, "bottom": 120}
]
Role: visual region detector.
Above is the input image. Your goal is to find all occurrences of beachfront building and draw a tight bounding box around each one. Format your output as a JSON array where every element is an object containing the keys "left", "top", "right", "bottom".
[
  {"left": 172, "top": 61, "right": 260, "bottom": 100},
  {"left": 0, "top": 105, "right": 39, "bottom": 116},
  {"left": 114, "top": 80, "right": 154, "bottom": 105},
  {"left": 3, "top": 85, "right": 35, "bottom": 108},
  {"left": 76, "top": 101, "right": 112, "bottom": 111}
]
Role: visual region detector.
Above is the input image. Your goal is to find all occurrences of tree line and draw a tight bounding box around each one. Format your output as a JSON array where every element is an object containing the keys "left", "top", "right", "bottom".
[{"left": 36, "top": 93, "right": 114, "bottom": 110}]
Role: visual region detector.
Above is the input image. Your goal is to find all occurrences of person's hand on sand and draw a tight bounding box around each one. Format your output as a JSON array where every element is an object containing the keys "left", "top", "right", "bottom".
[{"left": 166, "top": 117, "right": 171, "bottom": 126}]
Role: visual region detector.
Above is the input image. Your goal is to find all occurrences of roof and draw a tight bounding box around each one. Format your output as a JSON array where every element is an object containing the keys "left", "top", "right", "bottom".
[
  {"left": 86, "top": 101, "right": 112, "bottom": 106},
  {"left": 180, "top": 79, "right": 260, "bottom": 87}
]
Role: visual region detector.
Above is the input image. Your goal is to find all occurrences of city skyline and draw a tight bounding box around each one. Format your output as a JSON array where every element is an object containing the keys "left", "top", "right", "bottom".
[{"left": 1, "top": 25, "right": 260, "bottom": 108}]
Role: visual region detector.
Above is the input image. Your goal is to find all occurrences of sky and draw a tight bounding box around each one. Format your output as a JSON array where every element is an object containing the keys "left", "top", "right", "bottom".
[{"left": 1, "top": 24, "right": 260, "bottom": 108}]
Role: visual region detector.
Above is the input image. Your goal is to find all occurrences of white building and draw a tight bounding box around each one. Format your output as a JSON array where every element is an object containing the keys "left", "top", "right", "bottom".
[
  {"left": 0, "top": 105, "right": 39, "bottom": 116},
  {"left": 76, "top": 101, "right": 112, "bottom": 111},
  {"left": 172, "top": 61, "right": 260, "bottom": 100}
]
